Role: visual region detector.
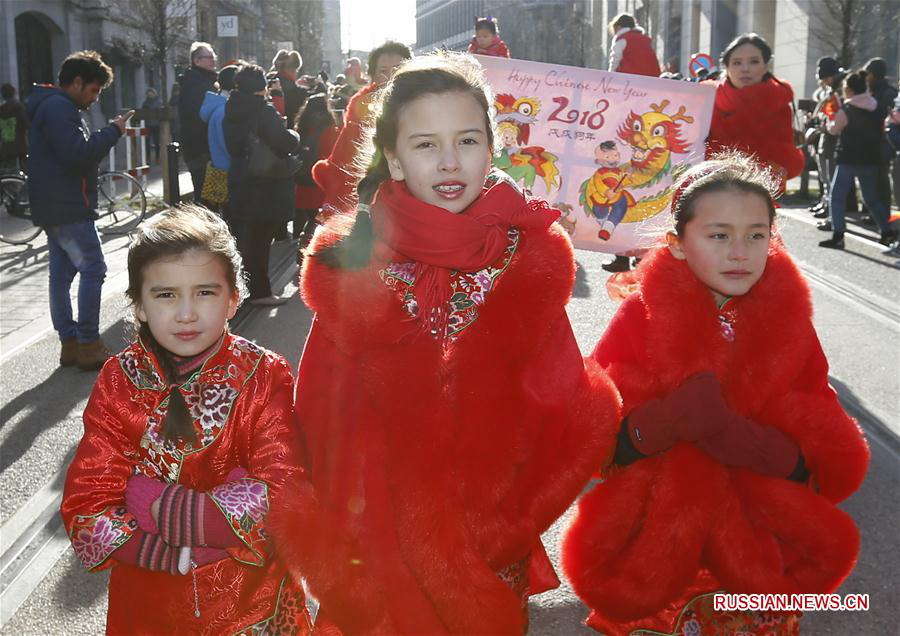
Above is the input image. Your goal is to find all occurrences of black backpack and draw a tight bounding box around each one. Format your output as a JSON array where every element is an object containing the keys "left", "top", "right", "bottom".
[{"left": 294, "top": 127, "right": 322, "bottom": 186}]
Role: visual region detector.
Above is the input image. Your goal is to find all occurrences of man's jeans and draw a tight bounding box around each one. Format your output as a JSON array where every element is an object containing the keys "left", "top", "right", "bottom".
[
  {"left": 828, "top": 163, "right": 891, "bottom": 235},
  {"left": 45, "top": 220, "right": 107, "bottom": 342}
]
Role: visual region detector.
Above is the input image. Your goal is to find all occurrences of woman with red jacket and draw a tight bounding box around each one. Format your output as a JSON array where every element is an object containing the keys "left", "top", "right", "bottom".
[
  {"left": 706, "top": 33, "right": 805, "bottom": 192},
  {"left": 562, "top": 155, "right": 868, "bottom": 635}
]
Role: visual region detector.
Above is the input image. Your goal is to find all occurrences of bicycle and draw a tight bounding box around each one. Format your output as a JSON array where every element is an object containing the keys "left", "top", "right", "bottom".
[{"left": 0, "top": 169, "right": 147, "bottom": 245}]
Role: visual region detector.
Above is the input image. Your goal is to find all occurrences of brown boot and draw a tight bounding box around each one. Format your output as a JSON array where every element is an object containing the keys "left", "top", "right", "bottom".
[
  {"left": 60, "top": 337, "right": 79, "bottom": 367},
  {"left": 77, "top": 339, "right": 113, "bottom": 371}
]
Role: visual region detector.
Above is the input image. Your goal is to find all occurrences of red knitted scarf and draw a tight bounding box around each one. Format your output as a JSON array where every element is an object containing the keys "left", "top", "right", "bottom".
[{"left": 370, "top": 178, "right": 558, "bottom": 342}]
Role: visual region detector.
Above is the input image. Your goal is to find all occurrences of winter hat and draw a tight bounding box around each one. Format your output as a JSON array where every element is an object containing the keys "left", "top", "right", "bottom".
[
  {"left": 235, "top": 64, "right": 267, "bottom": 93},
  {"left": 864, "top": 57, "right": 887, "bottom": 80},
  {"left": 817, "top": 56, "right": 839, "bottom": 79}
]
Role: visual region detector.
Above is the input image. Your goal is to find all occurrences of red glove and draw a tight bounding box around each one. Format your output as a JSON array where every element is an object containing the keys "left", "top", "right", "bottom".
[
  {"left": 191, "top": 546, "right": 230, "bottom": 568},
  {"left": 626, "top": 372, "right": 729, "bottom": 455},
  {"left": 626, "top": 372, "right": 802, "bottom": 478},
  {"left": 113, "top": 530, "right": 180, "bottom": 574},
  {"left": 125, "top": 475, "right": 167, "bottom": 533},
  {"left": 696, "top": 419, "right": 801, "bottom": 478}
]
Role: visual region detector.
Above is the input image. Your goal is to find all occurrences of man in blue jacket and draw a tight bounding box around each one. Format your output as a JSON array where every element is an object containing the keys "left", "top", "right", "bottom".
[{"left": 26, "top": 50, "right": 132, "bottom": 370}]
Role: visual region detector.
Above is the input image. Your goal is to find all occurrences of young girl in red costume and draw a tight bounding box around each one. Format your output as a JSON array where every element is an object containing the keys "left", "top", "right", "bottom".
[
  {"left": 61, "top": 206, "right": 313, "bottom": 634},
  {"left": 467, "top": 16, "right": 511, "bottom": 58},
  {"left": 562, "top": 153, "right": 869, "bottom": 635},
  {"left": 270, "top": 53, "right": 620, "bottom": 634},
  {"left": 706, "top": 33, "right": 804, "bottom": 192}
]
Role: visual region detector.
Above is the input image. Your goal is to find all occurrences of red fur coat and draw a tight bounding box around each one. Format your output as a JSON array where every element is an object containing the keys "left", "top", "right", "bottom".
[
  {"left": 562, "top": 245, "right": 869, "bottom": 635},
  {"left": 270, "top": 219, "right": 620, "bottom": 634},
  {"left": 706, "top": 76, "right": 806, "bottom": 186}
]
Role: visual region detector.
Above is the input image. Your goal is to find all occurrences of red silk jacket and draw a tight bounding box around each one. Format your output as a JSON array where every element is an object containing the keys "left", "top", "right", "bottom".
[
  {"left": 61, "top": 332, "right": 311, "bottom": 635},
  {"left": 562, "top": 245, "right": 869, "bottom": 635},
  {"left": 270, "top": 218, "right": 621, "bottom": 634}
]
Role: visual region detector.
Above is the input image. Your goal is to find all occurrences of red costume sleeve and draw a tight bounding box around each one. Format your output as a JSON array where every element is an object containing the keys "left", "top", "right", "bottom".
[
  {"left": 312, "top": 84, "right": 377, "bottom": 213},
  {"left": 61, "top": 361, "right": 140, "bottom": 572},
  {"left": 761, "top": 332, "right": 869, "bottom": 503},
  {"left": 209, "top": 353, "right": 305, "bottom": 566}
]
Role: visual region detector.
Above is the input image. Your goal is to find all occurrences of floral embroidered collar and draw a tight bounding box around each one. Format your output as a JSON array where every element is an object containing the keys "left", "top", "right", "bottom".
[{"left": 117, "top": 332, "right": 264, "bottom": 481}]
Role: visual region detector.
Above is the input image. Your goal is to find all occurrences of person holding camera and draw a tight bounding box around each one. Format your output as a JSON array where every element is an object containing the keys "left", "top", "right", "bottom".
[{"left": 224, "top": 64, "right": 300, "bottom": 306}]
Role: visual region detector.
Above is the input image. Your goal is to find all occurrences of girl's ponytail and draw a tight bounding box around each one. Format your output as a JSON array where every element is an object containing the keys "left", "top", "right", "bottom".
[
  {"left": 139, "top": 323, "right": 198, "bottom": 445},
  {"left": 314, "top": 155, "right": 389, "bottom": 270}
]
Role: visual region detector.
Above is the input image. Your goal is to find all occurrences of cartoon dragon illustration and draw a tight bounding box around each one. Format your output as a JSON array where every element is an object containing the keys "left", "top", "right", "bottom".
[
  {"left": 493, "top": 93, "right": 561, "bottom": 193},
  {"left": 579, "top": 100, "right": 694, "bottom": 225}
]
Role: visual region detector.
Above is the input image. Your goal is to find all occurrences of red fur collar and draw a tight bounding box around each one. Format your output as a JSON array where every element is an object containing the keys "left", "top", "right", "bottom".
[{"left": 633, "top": 242, "right": 813, "bottom": 415}]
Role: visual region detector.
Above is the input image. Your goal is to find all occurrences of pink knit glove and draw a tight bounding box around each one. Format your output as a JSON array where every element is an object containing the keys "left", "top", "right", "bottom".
[
  {"left": 226, "top": 467, "right": 249, "bottom": 481},
  {"left": 191, "top": 546, "right": 230, "bottom": 568},
  {"left": 125, "top": 475, "right": 167, "bottom": 533}
]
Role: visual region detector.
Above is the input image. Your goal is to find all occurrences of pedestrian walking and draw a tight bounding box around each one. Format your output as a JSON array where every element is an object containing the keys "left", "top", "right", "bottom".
[
  {"left": 140, "top": 87, "right": 161, "bottom": 163},
  {"left": 563, "top": 153, "right": 869, "bottom": 636},
  {"left": 178, "top": 42, "right": 218, "bottom": 201},
  {"left": 25, "top": 51, "right": 131, "bottom": 370},
  {"left": 808, "top": 57, "right": 844, "bottom": 223},
  {"left": 705, "top": 33, "right": 805, "bottom": 192},
  {"left": 819, "top": 70, "right": 897, "bottom": 249},
  {"left": 292, "top": 93, "right": 339, "bottom": 245},
  {"left": 223, "top": 64, "right": 300, "bottom": 306},
  {"left": 269, "top": 53, "right": 621, "bottom": 635},
  {"left": 311, "top": 40, "right": 411, "bottom": 214},
  {"left": 0, "top": 82, "right": 29, "bottom": 170},
  {"left": 467, "top": 16, "right": 511, "bottom": 58},
  {"left": 607, "top": 13, "right": 661, "bottom": 77},
  {"left": 198, "top": 64, "right": 238, "bottom": 211},
  {"left": 60, "top": 206, "right": 313, "bottom": 634}
]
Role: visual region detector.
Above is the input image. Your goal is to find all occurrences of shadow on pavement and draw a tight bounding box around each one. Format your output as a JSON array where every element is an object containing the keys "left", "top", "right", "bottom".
[
  {"left": 572, "top": 260, "right": 591, "bottom": 298},
  {"left": 0, "top": 318, "right": 127, "bottom": 472}
]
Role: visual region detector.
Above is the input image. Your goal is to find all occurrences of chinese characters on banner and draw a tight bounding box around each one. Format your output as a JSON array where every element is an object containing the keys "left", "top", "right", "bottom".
[{"left": 475, "top": 55, "right": 716, "bottom": 254}]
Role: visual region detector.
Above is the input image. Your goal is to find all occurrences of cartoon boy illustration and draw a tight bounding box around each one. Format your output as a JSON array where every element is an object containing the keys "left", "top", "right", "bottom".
[{"left": 580, "top": 140, "right": 635, "bottom": 240}]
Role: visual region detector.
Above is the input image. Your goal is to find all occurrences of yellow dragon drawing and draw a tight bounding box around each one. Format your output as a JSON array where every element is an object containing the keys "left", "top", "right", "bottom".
[{"left": 580, "top": 100, "right": 694, "bottom": 224}]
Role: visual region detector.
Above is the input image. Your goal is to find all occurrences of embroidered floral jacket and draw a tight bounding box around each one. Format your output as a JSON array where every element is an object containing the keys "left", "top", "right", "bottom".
[
  {"left": 61, "top": 332, "right": 311, "bottom": 635},
  {"left": 562, "top": 245, "right": 870, "bottom": 635},
  {"left": 270, "top": 217, "right": 621, "bottom": 635}
]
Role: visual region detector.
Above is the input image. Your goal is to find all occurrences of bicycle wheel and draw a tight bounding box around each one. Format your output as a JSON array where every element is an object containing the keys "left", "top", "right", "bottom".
[
  {"left": 95, "top": 171, "right": 147, "bottom": 234},
  {"left": 0, "top": 174, "right": 41, "bottom": 245}
]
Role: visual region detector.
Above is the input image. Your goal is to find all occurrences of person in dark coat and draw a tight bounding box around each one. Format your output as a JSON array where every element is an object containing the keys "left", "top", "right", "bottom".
[
  {"left": 0, "top": 83, "right": 29, "bottom": 170},
  {"left": 140, "top": 87, "right": 161, "bottom": 163},
  {"left": 224, "top": 64, "right": 300, "bottom": 306},
  {"left": 864, "top": 57, "right": 899, "bottom": 212},
  {"left": 26, "top": 51, "right": 131, "bottom": 370},
  {"left": 271, "top": 49, "right": 305, "bottom": 128},
  {"left": 178, "top": 42, "right": 218, "bottom": 200}
]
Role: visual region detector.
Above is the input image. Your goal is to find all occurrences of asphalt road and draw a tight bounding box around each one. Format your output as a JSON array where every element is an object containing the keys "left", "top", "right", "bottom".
[{"left": 1, "top": 206, "right": 897, "bottom": 635}]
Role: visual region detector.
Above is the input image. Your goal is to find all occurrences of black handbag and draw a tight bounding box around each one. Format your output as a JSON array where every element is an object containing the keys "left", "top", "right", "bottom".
[{"left": 245, "top": 125, "right": 302, "bottom": 179}]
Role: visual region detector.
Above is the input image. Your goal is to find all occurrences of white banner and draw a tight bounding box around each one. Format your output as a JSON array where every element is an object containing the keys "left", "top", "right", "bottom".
[{"left": 476, "top": 55, "right": 716, "bottom": 254}]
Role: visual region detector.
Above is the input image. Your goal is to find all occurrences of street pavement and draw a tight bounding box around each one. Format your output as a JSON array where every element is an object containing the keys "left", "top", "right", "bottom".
[{"left": 0, "top": 192, "right": 897, "bottom": 635}]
